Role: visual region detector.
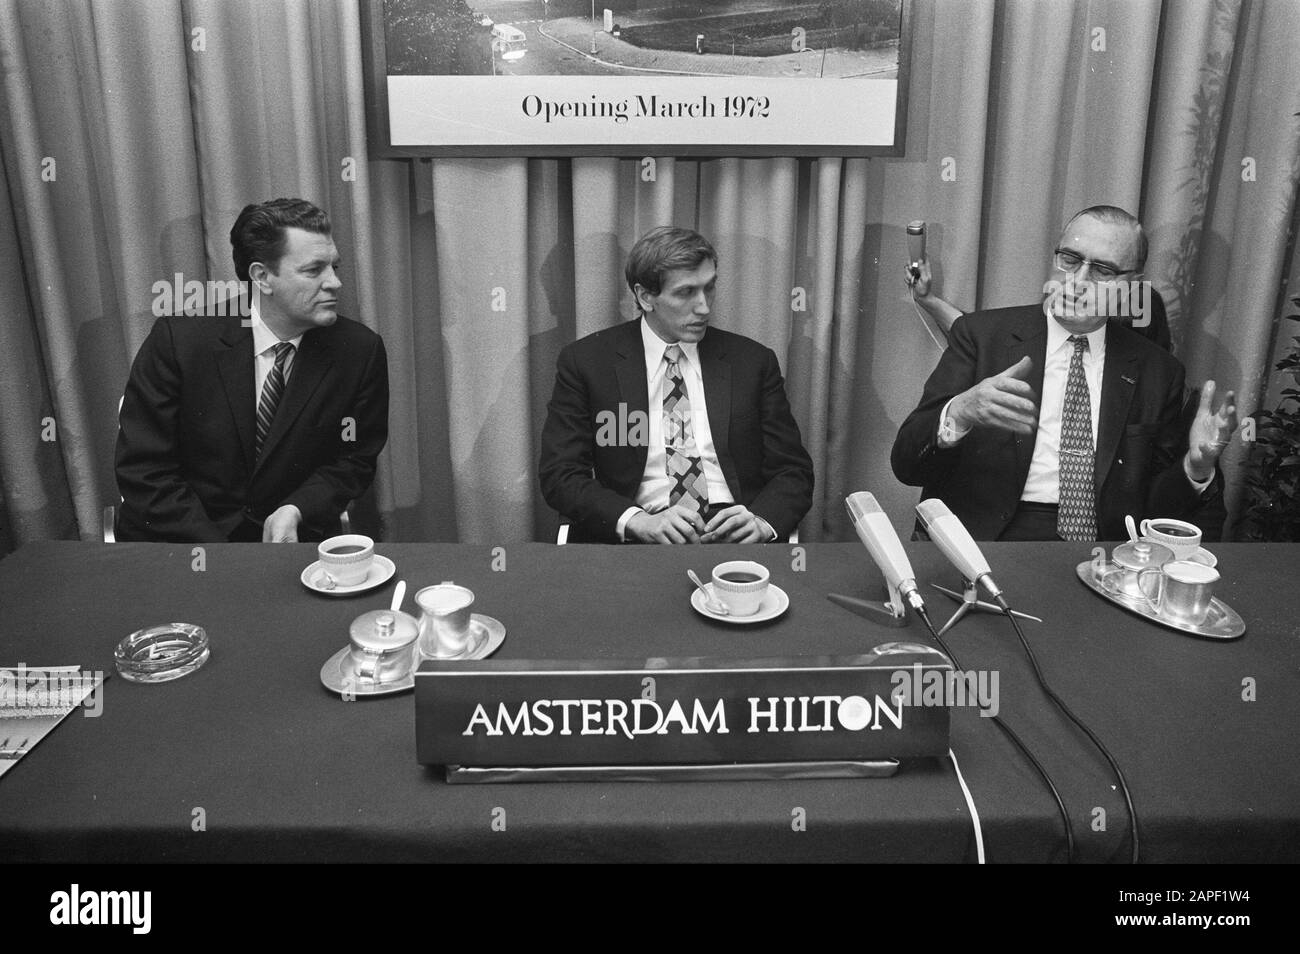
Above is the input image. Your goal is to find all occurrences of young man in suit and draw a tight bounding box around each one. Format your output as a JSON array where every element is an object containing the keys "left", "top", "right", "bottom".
[
  {"left": 115, "top": 198, "right": 389, "bottom": 543},
  {"left": 539, "top": 226, "right": 814, "bottom": 544},
  {"left": 891, "top": 206, "right": 1237, "bottom": 542}
]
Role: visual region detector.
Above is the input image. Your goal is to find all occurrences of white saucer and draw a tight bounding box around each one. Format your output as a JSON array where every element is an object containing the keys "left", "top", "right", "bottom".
[
  {"left": 691, "top": 583, "right": 789, "bottom": 624},
  {"left": 301, "top": 555, "right": 396, "bottom": 595},
  {"left": 415, "top": 613, "right": 507, "bottom": 663},
  {"left": 1138, "top": 539, "right": 1217, "bottom": 568},
  {"left": 319, "top": 645, "right": 414, "bottom": 697}
]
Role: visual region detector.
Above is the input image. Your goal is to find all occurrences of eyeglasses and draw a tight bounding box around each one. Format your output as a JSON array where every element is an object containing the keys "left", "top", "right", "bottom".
[{"left": 1053, "top": 249, "right": 1134, "bottom": 282}]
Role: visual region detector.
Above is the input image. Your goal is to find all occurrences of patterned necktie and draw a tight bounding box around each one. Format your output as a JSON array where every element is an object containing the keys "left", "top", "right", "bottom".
[
  {"left": 255, "top": 342, "right": 294, "bottom": 458},
  {"left": 1057, "top": 335, "right": 1097, "bottom": 541},
  {"left": 662, "top": 344, "right": 708, "bottom": 514}
]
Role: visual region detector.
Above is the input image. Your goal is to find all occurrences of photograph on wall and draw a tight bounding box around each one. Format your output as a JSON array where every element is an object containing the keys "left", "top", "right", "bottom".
[{"left": 365, "top": 0, "right": 910, "bottom": 156}]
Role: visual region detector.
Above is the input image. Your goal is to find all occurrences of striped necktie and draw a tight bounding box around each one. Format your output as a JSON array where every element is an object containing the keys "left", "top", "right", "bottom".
[
  {"left": 1057, "top": 335, "right": 1097, "bottom": 541},
  {"left": 662, "top": 344, "right": 708, "bottom": 514},
  {"left": 256, "top": 342, "right": 294, "bottom": 458}
]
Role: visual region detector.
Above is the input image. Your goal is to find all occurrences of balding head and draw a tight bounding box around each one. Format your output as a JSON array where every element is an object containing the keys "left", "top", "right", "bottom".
[{"left": 1059, "top": 205, "right": 1146, "bottom": 273}]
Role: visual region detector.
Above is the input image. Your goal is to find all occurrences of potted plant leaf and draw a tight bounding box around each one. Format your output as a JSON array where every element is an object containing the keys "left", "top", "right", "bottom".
[{"left": 1241, "top": 291, "right": 1300, "bottom": 541}]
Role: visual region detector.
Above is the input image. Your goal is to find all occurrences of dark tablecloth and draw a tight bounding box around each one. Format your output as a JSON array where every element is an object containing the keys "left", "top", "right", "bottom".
[{"left": 1, "top": 541, "right": 1297, "bottom": 862}]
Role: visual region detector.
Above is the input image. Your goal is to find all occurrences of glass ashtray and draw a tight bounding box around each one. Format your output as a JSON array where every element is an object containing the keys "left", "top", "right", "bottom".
[{"left": 115, "top": 623, "right": 210, "bottom": 683}]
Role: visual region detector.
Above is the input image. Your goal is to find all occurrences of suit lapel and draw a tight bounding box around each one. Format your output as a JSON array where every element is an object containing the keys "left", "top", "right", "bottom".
[
  {"left": 613, "top": 322, "right": 650, "bottom": 474},
  {"left": 255, "top": 327, "right": 334, "bottom": 472},
  {"left": 698, "top": 330, "right": 737, "bottom": 495},
  {"left": 1005, "top": 309, "right": 1048, "bottom": 494},
  {"left": 1095, "top": 323, "right": 1140, "bottom": 491},
  {"left": 216, "top": 319, "right": 256, "bottom": 475}
]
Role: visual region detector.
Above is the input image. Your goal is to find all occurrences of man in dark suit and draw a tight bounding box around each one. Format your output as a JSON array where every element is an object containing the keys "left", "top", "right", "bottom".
[
  {"left": 892, "top": 206, "right": 1237, "bottom": 542},
  {"left": 539, "top": 226, "right": 813, "bottom": 544},
  {"left": 116, "top": 198, "right": 389, "bottom": 543}
]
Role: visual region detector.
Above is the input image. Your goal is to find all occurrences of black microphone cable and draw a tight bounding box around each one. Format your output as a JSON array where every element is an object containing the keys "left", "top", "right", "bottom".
[
  {"left": 909, "top": 603, "right": 1077, "bottom": 864},
  {"left": 993, "top": 593, "right": 1140, "bottom": 864}
]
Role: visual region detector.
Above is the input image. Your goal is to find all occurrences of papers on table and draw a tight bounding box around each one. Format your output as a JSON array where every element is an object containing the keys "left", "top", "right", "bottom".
[{"left": 0, "top": 665, "right": 104, "bottom": 778}]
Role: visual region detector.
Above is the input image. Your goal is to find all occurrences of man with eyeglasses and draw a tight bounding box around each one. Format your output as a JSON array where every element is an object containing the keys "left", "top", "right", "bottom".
[{"left": 891, "top": 205, "right": 1237, "bottom": 542}]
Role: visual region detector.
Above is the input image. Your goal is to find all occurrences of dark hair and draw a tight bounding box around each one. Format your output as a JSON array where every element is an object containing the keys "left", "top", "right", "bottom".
[
  {"left": 625, "top": 226, "right": 718, "bottom": 301},
  {"left": 1063, "top": 205, "right": 1148, "bottom": 271},
  {"left": 230, "top": 198, "right": 331, "bottom": 282}
]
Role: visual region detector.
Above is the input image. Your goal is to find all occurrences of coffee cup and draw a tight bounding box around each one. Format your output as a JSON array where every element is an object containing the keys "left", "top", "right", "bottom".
[
  {"left": 1139, "top": 517, "right": 1202, "bottom": 561},
  {"left": 415, "top": 582, "right": 476, "bottom": 658},
  {"left": 347, "top": 610, "right": 418, "bottom": 684},
  {"left": 1136, "top": 560, "right": 1219, "bottom": 625},
  {"left": 710, "top": 561, "right": 769, "bottom": 617},
  {"left": 318, "top": 534, "right": 375, "bottom": 587}
]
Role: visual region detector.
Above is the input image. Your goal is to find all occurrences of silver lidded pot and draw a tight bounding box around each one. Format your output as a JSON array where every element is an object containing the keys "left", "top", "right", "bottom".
[
  {"left": 1103, "top": 540, "right": 1175, "bottom": 600},
  {"left": 1112, "top": 540, "right": 1174, "bottom": 572},
  {"left": 348, "top": 609, "right": 419, "bottom": 684}
]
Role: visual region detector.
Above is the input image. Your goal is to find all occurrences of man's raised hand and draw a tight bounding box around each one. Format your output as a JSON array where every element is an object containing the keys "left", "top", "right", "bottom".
[
  {"left": 906, "top": 258, "right": 932, "bottom": 296},
  {"left": 948, "top": 356, "right": 1038, "bottom": 436},
  {"left": 1186, "top": 380, "right": 1238, "bottom": 481}
]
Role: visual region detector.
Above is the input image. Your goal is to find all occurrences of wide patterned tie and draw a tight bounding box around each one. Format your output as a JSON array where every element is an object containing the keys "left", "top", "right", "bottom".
[
  {"left": 662, "top": 344, "right": 708, "bottom": 514},
  {"left": 1057, "top": 335, "right": 1097, "bottom": 541},
  {"left": 255, "top": 341, "right": 295, "bottom": 459}
]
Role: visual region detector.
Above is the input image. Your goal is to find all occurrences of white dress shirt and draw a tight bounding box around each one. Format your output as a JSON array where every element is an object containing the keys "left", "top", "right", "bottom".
[
  {"left": 616, "top": 320, "right": 736, "bottom": 539},
  {"left": 249, "top": 302, "right": 303, "bottom": 403},
  {"left": 1021, "top": 316, "right": 1106, "bottom": 503}
]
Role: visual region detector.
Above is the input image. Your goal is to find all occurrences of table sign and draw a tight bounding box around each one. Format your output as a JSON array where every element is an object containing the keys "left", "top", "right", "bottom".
[{"left": 416, "top": 650, "right": 951, "bottom": 782}]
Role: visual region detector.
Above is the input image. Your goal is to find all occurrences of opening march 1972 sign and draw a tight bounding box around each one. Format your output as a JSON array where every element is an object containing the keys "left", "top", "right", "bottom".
[{"left": 363, "top": 0, "right": 911, "bottom": 157}]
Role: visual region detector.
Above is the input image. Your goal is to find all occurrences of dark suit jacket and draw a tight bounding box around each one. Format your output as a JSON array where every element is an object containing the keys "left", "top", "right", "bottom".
[
  {"left": 115, "top": 314, "right": 389, "bottom": 542},
  {"left": 539, "top": 320, "right": 814, "bottom": 543},
  {"left": 891, "top": 304, "right": 1225, "bottom": 542}
]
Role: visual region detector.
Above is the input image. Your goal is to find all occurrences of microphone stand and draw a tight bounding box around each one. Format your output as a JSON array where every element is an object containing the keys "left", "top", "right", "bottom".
[
  {"left": 931, "top": 580, "right": 1042, "bottom": 636},
  {"left": 826, "top": 588, "right": 910, "bottom": 628}
]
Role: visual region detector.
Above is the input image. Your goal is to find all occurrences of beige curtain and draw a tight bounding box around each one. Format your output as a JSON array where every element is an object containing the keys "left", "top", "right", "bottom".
[{"left": 2, "top": 0, "right": 1297, "bottom": 555}]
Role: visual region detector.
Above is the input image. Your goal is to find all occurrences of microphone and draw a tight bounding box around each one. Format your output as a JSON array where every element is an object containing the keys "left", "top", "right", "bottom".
[
  {"left": 846, "top": 492, "right": 932, "bottom": 630},
  {"left": 915, "top": 498, "right": 1004, "bottom": 602},
  {"left": 906, "top": 220, "right": 926, "bottom": 276}
]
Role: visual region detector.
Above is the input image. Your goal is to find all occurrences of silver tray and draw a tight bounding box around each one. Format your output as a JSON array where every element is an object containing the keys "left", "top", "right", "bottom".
[
  {"left": 414, "top": 614, "right": 506, "bottom": 663},
  {"left": 320, "top": 614, "right": 507, "bottom": 698},
  {"left": 320, "top": 645, "right": 414, "bottom": 697},
  {"left": 1075, "top": 562, "right": 1245, "bottom": 640}
]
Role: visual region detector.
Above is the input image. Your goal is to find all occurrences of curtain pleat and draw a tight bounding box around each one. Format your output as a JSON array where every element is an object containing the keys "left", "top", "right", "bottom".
[
  {"left": 1162, "top": 0, "right": 1300, "bottom": 534},
  {"left": 820, "top": 158, "right": 869, "bottom": 540},
  {"left": 431, "top": 159, "right": 535, "bottom": 541},
  {"left": 0, "top": 132, "right": 78, "bottom": 548},
  {"left": 569, "top": 157, "right": 620, "bottom": 338}
]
